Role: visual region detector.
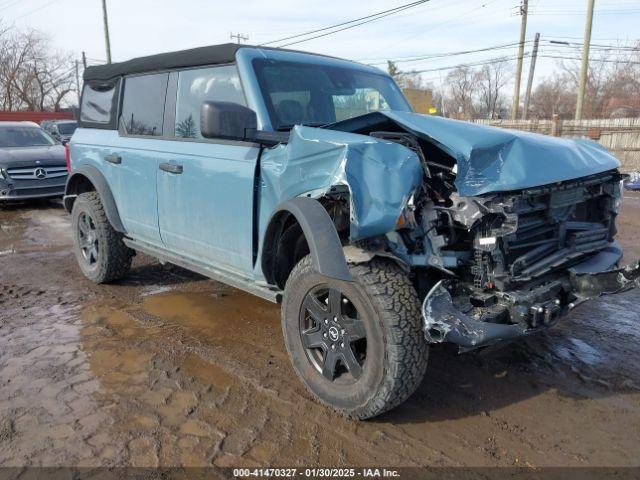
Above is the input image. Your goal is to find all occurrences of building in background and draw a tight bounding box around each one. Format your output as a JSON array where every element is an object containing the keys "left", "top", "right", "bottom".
[{"left": 402, "top": 88, "right": 433, "bottom": 114}]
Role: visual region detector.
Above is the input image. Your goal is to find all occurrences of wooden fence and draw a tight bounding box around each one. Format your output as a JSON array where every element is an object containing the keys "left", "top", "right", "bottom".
[{"left": 473, "top": 117, "right": 640, "bottom": 171}]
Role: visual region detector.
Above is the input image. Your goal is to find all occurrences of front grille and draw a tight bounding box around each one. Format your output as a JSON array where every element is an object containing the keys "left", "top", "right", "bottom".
[
  {"left": 2, "top": 185, "right": 64, "bottom": 198},
  {"left": 6, "top": 165, "right": 68, "bottom": 180},
  {"left": 475, "top": 172, "right": 619, "bottom": 289}
]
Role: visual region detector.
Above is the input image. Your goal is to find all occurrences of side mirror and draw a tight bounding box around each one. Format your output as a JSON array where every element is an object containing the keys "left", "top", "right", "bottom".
[{"left": 200, "top": 101, "right": 257, "bottom": 141}]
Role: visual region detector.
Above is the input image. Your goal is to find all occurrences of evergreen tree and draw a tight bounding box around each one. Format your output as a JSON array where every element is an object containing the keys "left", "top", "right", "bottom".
[{"left": 176, "top": 113, "right": 198, "bottom": 138}]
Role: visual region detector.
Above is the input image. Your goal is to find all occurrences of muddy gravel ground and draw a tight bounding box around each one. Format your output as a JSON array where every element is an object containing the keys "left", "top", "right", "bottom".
[{"left": 0, "top": 194, "right": 639, "bottom": 470}]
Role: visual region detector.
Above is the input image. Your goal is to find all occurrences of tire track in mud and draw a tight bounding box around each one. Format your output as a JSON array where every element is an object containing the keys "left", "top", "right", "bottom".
[{"left": 1, "top": 200, "right": 639, "bottom": 467}]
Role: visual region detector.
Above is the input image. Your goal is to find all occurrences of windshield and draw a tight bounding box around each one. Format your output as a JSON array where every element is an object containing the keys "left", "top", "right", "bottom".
[
  {"left": 56, "top": 122, "right": 77, "bottom": 135},
  {"left": 0, "top": 127, "right": 56, "bottom": 148},
  {"left": 253, "top": 59, "right": 412, "bottom": 130}
]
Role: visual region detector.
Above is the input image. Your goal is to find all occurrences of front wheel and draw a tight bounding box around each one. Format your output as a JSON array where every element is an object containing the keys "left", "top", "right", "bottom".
[{"left": 281, "top": 255, "right": 429, "bottom": 419}]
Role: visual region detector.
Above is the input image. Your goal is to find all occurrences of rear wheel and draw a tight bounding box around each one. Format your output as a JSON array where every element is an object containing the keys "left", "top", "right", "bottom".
[
  {"left": 71, "top": 192, "right": 132, "bottom": 283},
  {"left": 281, "top": 255, "right": 429, "bottom": 419}
]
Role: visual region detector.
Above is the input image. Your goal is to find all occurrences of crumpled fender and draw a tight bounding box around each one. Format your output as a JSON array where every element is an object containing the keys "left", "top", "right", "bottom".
[{"left": 259, "top": 125, "right": 423, "bottom": 241}]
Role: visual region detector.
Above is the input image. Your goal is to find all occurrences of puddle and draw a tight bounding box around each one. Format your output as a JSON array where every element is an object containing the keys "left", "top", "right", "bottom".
[
  {"left": 553, "top": 337, "right": 605, "bottom": 366},
  {"left": 141, "top": 290, "right": 281, "bottom": 347},
  {"left": 2, "top": 193, "right": 640, "bottom": 467}
]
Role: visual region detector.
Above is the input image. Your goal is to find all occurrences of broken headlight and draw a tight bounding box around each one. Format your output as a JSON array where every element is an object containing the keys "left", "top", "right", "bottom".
[{"left": 396, "top": 193, "right": 417, "bottom": 229}]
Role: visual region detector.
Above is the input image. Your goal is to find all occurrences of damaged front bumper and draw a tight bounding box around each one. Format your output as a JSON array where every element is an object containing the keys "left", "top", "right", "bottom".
[{"left": 422, "top": 251, "right": 640, "bottom": 352}]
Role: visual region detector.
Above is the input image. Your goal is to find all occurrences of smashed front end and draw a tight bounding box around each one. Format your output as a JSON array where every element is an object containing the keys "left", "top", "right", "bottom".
[
  {"left": 421, "top": 171, "right": 640, "bottom": 350},
  {"left": 322, "top": 111, "right": 640, "bottom": 351},
  {"left": 261, "top": 111, "right": 639, "bottom": 351}
]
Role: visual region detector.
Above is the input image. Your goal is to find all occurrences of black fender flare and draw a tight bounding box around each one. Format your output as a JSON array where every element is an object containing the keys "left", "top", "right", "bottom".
[
  {"left": 262, "top": 197, "right": 353, "bottom": 283},
  {"left": 63, "top": 165, "right": 126, "bottom": 233}
]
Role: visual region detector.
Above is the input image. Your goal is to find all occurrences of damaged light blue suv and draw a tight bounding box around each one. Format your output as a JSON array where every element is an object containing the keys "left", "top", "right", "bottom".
[{"left": 65, "top": 43, "right": 640, "bottom": 419}]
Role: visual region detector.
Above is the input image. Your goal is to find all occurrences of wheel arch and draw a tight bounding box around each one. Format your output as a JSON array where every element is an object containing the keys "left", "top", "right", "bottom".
[
  {"left": 261, "top": 196, "right": 353, "bottom": 288},
  {"left": 64, "top": 165, "right": 126, "bottom": 234}
]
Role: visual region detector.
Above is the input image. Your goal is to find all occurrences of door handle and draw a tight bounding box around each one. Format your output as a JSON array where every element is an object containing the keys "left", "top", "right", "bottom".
[
  {"left": 104, "top": 154, "right": 122, "bottom": 164},
  {"left": 159, "top": 162, "right": 183, "bottom": 174}
]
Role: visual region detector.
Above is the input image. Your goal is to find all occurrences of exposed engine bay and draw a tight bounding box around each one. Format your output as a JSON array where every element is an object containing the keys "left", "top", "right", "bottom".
[{"left": 356, "top": 128, "right": 638, "bottom": 350}]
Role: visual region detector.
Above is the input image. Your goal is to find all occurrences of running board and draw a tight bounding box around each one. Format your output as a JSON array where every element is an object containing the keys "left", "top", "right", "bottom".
[{"left": 123, "top": 238, "right": 282, "bottom": 304}]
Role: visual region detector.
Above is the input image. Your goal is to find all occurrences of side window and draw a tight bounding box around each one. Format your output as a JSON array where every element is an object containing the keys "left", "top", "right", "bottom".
[
  {"left": 175, "top": 65, "right": 245, "bottom": 139},
  {"left": 80, "top": 82, "right": 118, "bottom": 125},
  {"left": 120, "top": 73, "right": 168, "bottom": 136}
]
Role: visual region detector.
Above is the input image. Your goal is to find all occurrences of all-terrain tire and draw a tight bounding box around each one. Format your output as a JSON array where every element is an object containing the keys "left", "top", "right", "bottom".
[
  {"left": 281, "top": 255, "right": 429, "bottom": 419},
  {"left": 71, "top": 192, "right": 132, "bottom": 283}
]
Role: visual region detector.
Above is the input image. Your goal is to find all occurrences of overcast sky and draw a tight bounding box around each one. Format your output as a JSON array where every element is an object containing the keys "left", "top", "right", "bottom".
[{"left": 4, "top": 0, "right": 639, "bottom": 88}]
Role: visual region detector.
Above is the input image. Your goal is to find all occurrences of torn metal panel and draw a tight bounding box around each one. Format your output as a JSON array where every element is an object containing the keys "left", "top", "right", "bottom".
[
  {"left": 328, "top": 111, "right": 621, "bottom": 196},
  {"left": 570, "top": 260, "right": 640, "bottom": 299},
  {"left": 422, "top": 281, "right": 527, "bottom": 351},
  {"left": 259, "top": 125, "right": 423, "bottom": 241}
]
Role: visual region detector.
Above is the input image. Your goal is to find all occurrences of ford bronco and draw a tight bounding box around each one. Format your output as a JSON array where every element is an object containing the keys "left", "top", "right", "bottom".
[{"left": 65, "top": 43, "right": 639, "bottom": 419}]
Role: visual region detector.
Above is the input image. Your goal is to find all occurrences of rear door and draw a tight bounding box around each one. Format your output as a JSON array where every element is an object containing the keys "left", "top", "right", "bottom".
[
  {"left": 108, "top": 73, "right": 170, "bottom": 246},
  {"left": 157, "top": 65, "right": 259, "bottom": 275}
]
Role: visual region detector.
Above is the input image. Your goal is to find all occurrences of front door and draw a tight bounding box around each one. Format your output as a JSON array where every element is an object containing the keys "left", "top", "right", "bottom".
[{"left": 156, "top": 66, "right": 259, "bottom": 276}]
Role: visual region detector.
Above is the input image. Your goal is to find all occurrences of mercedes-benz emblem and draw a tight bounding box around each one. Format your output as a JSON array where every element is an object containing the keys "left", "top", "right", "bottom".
[{"left": 34, "top": 168, "right": 47, "bottom": 179}]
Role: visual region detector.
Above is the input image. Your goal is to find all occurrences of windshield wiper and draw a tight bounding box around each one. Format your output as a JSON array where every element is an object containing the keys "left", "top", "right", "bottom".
[{"left": 276, "top": 122, "right": 327, "bottom": 131}]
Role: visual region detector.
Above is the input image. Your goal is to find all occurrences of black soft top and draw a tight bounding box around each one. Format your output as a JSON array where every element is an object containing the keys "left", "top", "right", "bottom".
[{"left": 83, "top": 43, "right": 244, "bottom": 81}]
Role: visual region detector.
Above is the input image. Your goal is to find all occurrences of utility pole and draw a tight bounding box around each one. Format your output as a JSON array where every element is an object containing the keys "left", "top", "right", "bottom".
[
  {"left": 230, "top": 32, "right": 249, "bottom": 44},
  {"left": 82, "top": 51, "right": 87, "bottom": 69},
  {"left": 511, "top": 0, "right": 528, "bottom": 120},
  {"left": 75, "top": 60, "right": 81, "bottom": 105},
  {"left": 101, "top": 0, "right": 112, "bottom": 63},
  {"left": 522, "top": 32, "right": 540, "bottom": 120},
  {"left": 575, "top": 0, "right": 595, "bottom": 120}
]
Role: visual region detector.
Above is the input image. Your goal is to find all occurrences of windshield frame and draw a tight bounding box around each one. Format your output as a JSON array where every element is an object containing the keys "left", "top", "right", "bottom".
[
  {"left": 251, "top": 58, "right": 412, "bottom": 131},
  {"left": 0, "top": 126, "right": 57, "bottom": 148}
]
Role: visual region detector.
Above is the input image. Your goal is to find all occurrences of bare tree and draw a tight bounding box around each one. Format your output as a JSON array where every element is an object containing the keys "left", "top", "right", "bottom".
[
  {"left": 530, "top": 73, "right": 576, "bottom": 119},
  {"left": 475, "top": 59, "right": 511, "bottom": 119},
  {"left": 445, "top": 66, "right": 477, "bottom": 119},
  {"left": 0, "top": 26, "right": 76, "bottom": 111}
]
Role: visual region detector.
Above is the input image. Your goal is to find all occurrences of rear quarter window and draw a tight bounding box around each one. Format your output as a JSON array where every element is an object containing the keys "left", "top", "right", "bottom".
[
  {"left": 120, "top": 73, "right": 169, "bottom": 137},
  {"left": 80, "top": 81, "right": 120, "bottom": 128}
]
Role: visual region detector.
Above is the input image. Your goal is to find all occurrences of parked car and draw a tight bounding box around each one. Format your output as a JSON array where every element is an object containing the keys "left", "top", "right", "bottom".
[
  {"left": 41, "top": 120, "right": 77, "bottom": 144},
  {"left": 624, "top": 171, "right": 640, "bottom": 191},
  {"left": 0, "top": 121, "right": 69, "bottom": 201},
  {"left": 64, "top": 43, "right": 639, "bottom": 419}
]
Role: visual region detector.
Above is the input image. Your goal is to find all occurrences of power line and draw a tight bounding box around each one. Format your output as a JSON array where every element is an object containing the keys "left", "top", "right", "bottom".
[
  {"left": 406, "top": 51, "right": 640, "bottom": 76},
  {"left": 374, "top": 0, "right": 502, "bottom": 56},
  {"left": 372, "top": 38, "right": 637, "bottom": 70},
  {"left": 411, "top": 55, "right": 524, "bottom": 74},
  {"left": 260, "top": 0, "right": 431, "bottom": 47},
  {"left": 538, "top": 54, "right": 640, "bottom": 64},
  {"left": 0, "top": 0, "right": 27, "bottom": 12},
  {"left": 12, "top": 0, "right": 61, "bottom": 20},
  {"left": 362, "top": 40, "right": 533, "bottom": 65}
]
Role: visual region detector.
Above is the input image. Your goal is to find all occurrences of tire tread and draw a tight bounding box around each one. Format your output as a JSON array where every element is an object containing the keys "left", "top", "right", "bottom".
[{"left": 72, "top": 192, "right": 132, "bottom": 283}]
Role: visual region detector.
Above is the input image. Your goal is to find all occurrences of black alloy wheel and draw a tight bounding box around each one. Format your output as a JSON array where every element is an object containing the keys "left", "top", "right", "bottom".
[
  {"left": 77, "top": 211, "right": 99, "bottom": 266},
  {"left": 300, "top": 286, "right": 367, "bottom": 382}
]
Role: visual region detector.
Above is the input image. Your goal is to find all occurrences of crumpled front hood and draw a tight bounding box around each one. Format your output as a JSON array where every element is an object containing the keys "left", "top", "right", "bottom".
[{"left": 330, "top": 111, "right": 621, "bottom": 196}]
